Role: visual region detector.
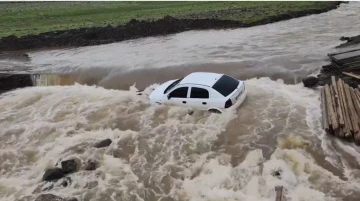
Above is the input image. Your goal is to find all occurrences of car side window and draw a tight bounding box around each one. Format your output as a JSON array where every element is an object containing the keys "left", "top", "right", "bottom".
[
  {"left": 190, "top": 87, "right": 209, "bottom": 99},
  {"left": 169, "top": 87, "right": 188, "bottom": 98}
]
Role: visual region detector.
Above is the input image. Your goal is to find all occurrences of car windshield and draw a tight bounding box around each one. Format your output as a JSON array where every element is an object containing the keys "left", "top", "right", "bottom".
[
  {"left": 164, "top": 78, "right": 183, "bottom": 94},
  {"left": 212, "top": 75, "right": 239, "bottom": 97}
]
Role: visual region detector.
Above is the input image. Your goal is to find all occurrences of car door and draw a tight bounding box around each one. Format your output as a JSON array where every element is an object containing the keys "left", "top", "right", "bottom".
[
  {"left": 187, "top": 86, "right": 210, "bottom": 109},
  {"left": 167, "top": 86, "right": 189, "bottom": 107}
]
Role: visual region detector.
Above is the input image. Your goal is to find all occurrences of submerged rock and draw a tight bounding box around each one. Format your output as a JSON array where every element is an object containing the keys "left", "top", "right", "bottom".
[
  {"left": 93, "top": 138, "right": 112, "bottom": 148},
  {"left": 84, "top": 159, "right": 99, "bottom": 171},
  {"left": 61, "top": 158, "right": 81, "bottom": 174},
  {"left": 34, "top": 194, "right": 65, "bottom": 201},
  {"left": 271, "top": 169, "right": 282, "bottom": 179},
  {"left": 85, "top": 181, "right": 99, "bottom": 189},
  {"left": 32, "top": 183, "right": 54, "bottom": 194},
  {"left": 42, "top": 168, "right": 65, "bottom": 182},
  {"left": 302, "top": 76, "right": 319, "bottom": 88},
  {"left": 61, "top": 177, "right": 72, "bottom": 187}
]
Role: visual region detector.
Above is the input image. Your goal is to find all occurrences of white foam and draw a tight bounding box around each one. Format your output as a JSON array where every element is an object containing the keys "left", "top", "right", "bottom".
[{"left": 1, "top": 77, "right": 360, "bottom": 201}]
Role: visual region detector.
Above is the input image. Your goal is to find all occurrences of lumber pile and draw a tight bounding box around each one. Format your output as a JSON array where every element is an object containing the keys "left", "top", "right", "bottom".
[
  {"left": 323, "top": 48, "right": 360, "bottom": 73},
  {"left": 321, "top": 76, "right": 360, "bottom": 144}
]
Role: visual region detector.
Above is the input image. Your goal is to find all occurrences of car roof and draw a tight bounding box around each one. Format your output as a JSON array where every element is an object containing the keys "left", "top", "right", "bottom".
[{"left": 178, "top": 72, "right": 224, "bottom": 87}]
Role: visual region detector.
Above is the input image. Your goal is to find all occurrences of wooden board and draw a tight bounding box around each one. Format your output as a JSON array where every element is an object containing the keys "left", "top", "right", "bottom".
[{"left": 275, "top": 186, "right": 284, "bottom": 201}]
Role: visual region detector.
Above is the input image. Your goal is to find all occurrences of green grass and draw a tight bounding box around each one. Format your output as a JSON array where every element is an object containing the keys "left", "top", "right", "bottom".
[{"left": 0, "top": 1, "right": 337, "bottom": 38}]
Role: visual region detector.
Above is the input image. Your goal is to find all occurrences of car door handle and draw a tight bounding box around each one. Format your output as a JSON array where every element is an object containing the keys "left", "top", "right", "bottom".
[
  {"left": 202, "top": 102, "right": 206, "bottom": 105},
  {"left": 182, "top": 101, "right": 186, "bottom": 104}
]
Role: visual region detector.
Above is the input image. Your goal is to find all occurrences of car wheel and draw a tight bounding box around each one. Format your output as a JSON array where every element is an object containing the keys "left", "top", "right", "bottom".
[{"left": 208, "top": 109, "right": 222, "bottom": 114}]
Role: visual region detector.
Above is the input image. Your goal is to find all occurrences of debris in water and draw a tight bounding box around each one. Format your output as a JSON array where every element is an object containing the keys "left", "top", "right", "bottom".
[
  {"left": 271, "top": 169, "right": 282, "bottom": 179},
  {"left": 188, "top": 110, "right": 194, "bottom": 115},
  {"left": 274, "top": 186, "right": 285, "bottom": 201}
]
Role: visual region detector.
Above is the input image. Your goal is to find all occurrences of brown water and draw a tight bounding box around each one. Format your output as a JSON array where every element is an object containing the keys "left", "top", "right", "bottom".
[{"left": 1, "top": 2, "right": 360, "bottom": 201}]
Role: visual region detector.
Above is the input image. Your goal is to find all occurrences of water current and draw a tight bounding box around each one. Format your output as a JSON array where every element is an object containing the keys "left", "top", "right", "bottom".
[{"left": 1, "top": 2, "right": 360, "bottom": 201}]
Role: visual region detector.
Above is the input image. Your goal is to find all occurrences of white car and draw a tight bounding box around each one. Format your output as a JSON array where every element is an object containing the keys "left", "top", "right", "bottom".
[{"left": 149, "top": 72, "right": 247, "bottom": 113}]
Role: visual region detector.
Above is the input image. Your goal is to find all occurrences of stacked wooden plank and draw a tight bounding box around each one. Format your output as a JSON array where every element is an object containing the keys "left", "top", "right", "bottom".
[
  {"left": 321, "top": 76, "right": 360, "bottom": 144},
  {"left": 324, "top": 49, "right": 360, "bottom": 73}
]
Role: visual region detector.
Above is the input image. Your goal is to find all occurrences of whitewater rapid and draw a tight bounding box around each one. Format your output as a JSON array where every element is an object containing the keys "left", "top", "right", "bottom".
[{"left": 1, "top": 2, "right": 360, "bottom": 201}]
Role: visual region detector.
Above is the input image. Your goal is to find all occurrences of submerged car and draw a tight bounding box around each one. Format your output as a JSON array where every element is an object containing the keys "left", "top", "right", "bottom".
[{"left": 149, "top": 72, "right": 247, "bottom": 113}]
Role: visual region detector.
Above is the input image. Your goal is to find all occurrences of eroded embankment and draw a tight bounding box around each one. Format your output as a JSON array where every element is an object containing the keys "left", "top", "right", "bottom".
[{"left": 0, "top": 1, "right": 342, "bottom": 52}]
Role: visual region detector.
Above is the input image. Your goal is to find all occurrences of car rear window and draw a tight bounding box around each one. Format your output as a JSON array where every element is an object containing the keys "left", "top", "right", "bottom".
[{"left": 212, "top": 75, "right": 239, "bottom": 97}]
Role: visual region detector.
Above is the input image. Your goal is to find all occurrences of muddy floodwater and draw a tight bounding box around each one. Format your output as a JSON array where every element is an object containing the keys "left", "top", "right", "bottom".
[{"left": 1, "top": 2, "right": 360, "bottom": 201}]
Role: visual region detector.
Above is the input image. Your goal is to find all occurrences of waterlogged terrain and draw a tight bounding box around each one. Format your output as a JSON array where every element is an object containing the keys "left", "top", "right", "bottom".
[{"left": 1, "top": 2, "right": 360, "bottom": 201}]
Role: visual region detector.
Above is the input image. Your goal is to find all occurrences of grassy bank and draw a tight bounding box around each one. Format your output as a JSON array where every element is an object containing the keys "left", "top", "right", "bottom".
[{"left": 0, "top": 1, "right": 340, "bottom": 38}]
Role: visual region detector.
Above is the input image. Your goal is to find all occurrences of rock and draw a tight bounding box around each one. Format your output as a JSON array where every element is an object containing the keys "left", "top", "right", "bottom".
[
  {"left": 34, "top": 194, "right": 65, "bottom": 201},
  {"left": 84, "top": 159, "right": 99, "bottom": 171},
  {"left": 42, "top": 168, "right": 65, "bottom": 182},
  {"left": 66, "top": 198, "right": 78, "bottom": 201},
  {"left": 302, "top": 76, "right": 319, "bottom": 88},
  {"left": 340, "top": 36, "right": 351, "bottom": 41},
  {"left": 93, "top": 139, "right": 112, "bottom": 148},
  {"left": 61, "top": 158, "right": 81, "bottom": 174},
  {"left": 0, "top": 73, "right": 34, "bottom": 94},
  {"left": 85, "top": 181, "right": 99, "bottom": 189}
]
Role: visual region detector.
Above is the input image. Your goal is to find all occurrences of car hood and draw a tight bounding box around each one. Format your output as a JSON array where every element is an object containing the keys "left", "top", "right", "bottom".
[{"left": 149, "top": 79, "right": 177, "bottom": 99}]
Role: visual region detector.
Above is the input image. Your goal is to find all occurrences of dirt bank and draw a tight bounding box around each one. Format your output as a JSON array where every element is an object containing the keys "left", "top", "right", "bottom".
[{"left": 0, "top": 1, "right": 342, "bottom": 52}]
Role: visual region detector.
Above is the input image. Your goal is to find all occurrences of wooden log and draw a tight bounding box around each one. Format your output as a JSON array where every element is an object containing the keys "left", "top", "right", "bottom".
[
  {"left": 354, "top": 89, "right": 360, "bottom": 112},
  {"left": 344, "top": 83, "right": 360, "bottom": 137},
  {"left": 324, "top": 84, "right": 339, "bottom": 132},
  {"left": 343, "top": 72, "right": 360, "bottom": 80},
  {"left": 329, "top": 85, "right": 340, "bottom": 134},
  {"left": 350, "top": 88, "right": 360, "bottom": 117},
  {"left": 355, "top": 89, "right": 360, "bottom": 101},
  {"left": 275, "top": 186, "right": 284, "bottom": 201},
  {"left": 341, "top": 79, "right": 355, "bottom": 137},
  {"left": 337, "top": 79, "right": 352, "bottom": 137},
  {"left": 321, "top": 87, "right": 329, "bottom": 132},
  {"left": 331, "top": 76, "right": 345, "bottom": 126}
]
